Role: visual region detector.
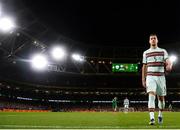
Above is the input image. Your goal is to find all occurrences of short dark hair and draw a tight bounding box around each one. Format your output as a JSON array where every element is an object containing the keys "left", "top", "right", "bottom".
[{"left": 149, "top": 33, "right": 157, "bottom": 37}]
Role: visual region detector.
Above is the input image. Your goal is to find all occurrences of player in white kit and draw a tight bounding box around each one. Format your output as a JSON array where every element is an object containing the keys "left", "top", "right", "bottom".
[
  {"left": 124, "top": 97, "right": 129, "bottom": 112},
  {"left": 142, "top": 34, "right": 172, "bottom": 125}
]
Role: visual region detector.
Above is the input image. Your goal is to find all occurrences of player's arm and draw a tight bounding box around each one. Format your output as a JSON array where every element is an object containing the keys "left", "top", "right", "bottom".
[
  {"left": 164, "top": 49, "right": 172, "bottom": 72},
  {"left": 165, "top": 58, "right": 172, "bottom": 72},
  {"left": 142, "top": 64, "right": 147, "bottom": 88}
]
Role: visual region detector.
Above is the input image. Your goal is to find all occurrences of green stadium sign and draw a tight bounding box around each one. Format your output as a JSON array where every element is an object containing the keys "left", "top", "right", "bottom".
[{"left": 112, "top": 63, "right": 138, "bottom": 72}]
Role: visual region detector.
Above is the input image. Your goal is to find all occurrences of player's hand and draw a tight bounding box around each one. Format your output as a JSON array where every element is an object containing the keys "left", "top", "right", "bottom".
[
  {"left": 165, "top": 59, "right": 172, "bottom": 72},
  {"left": 166, "top": 64, "right": 172, "bottom": 72}
]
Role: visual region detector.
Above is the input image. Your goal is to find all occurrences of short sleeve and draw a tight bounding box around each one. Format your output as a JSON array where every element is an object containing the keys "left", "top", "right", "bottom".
[{"left": 142, "top": 52, "right": 147, "bottom": 64}]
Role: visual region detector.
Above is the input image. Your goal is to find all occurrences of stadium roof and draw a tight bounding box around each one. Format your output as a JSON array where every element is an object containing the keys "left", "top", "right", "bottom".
[{"left": 21, "top": 0, "right": 180, "bottom": 46}]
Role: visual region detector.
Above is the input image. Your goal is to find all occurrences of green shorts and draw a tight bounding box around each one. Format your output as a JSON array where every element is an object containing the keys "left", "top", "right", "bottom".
[{"left": 112, "top": 104, "right": 117, "bottom": 109}]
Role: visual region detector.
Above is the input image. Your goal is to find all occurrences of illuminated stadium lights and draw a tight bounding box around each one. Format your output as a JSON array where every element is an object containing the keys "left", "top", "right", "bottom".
[
  {"left": 98, "top": 61, "right": 102, "bottom": 64},
  {"left": 169, "top": 55, "right": 177, "bottom": 63},
  {"left": 72, "top": 53, "right": 84, "bottom": 62},
  {"left": 0, "top": 17, "right": 15, "bottom": 32},
  {"left": 31, "top": 54, "right": 48, "bottom": 70},
  {"left": 51, "top": 47, "right": 66, "bottom": 60},
  {"left": 90, "top": 60, "right": 94, "bottom": 63}
]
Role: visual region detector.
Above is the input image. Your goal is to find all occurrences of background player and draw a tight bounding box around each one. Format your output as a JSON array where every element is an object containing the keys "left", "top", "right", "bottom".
[
  {"left": 112, "top": 97, "right": 118, "bottom": 112},
  {"left": 123, "top": 97, "right": 129, "bottom": 113}
]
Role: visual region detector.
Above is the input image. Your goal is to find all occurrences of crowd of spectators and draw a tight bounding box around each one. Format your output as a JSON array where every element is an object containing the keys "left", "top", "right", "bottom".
[{"left": 1, "top": 98, "right": 179, "bottom": 112}]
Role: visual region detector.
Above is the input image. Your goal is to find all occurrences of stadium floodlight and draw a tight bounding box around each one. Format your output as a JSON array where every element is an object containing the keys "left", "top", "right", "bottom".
[
  {"left": 31, "top": 54, "right": 48, "bottom": 70},
  {"left": 0, "top": 17, "right": 15, "bottom": 32},
  {"left": 169, "top": 55, "right": 177, "bottom": 63},
  {"left": 72, "top": 53, "right": 84, "bottom": 62},
  {"left": 51, "top": 46, "right": 66, "bottom": 60}
]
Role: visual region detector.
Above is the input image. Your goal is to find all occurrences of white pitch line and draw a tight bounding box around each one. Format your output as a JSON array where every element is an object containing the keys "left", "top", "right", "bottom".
[{"left": 0, "top": 124, "right": 180, "bottom": 129}]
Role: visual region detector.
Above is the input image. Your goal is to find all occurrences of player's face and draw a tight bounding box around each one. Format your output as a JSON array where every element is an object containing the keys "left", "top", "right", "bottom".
[{"left": 149, "top": 35, "right": 158, "bottom": 47}]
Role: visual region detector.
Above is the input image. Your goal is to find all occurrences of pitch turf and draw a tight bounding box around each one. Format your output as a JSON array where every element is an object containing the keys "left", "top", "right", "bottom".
[{"left": 0, "top": 112, "right": 180, "bottom": 129}]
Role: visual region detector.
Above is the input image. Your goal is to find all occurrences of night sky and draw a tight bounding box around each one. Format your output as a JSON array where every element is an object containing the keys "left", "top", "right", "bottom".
[{"left": 21, "top": 0, "right": 180, "bottom": 46}]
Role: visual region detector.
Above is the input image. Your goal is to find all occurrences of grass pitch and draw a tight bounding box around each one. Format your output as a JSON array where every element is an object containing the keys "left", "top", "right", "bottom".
[{"left": 0, "top": 112, "right": 179, "bottom": 129}]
